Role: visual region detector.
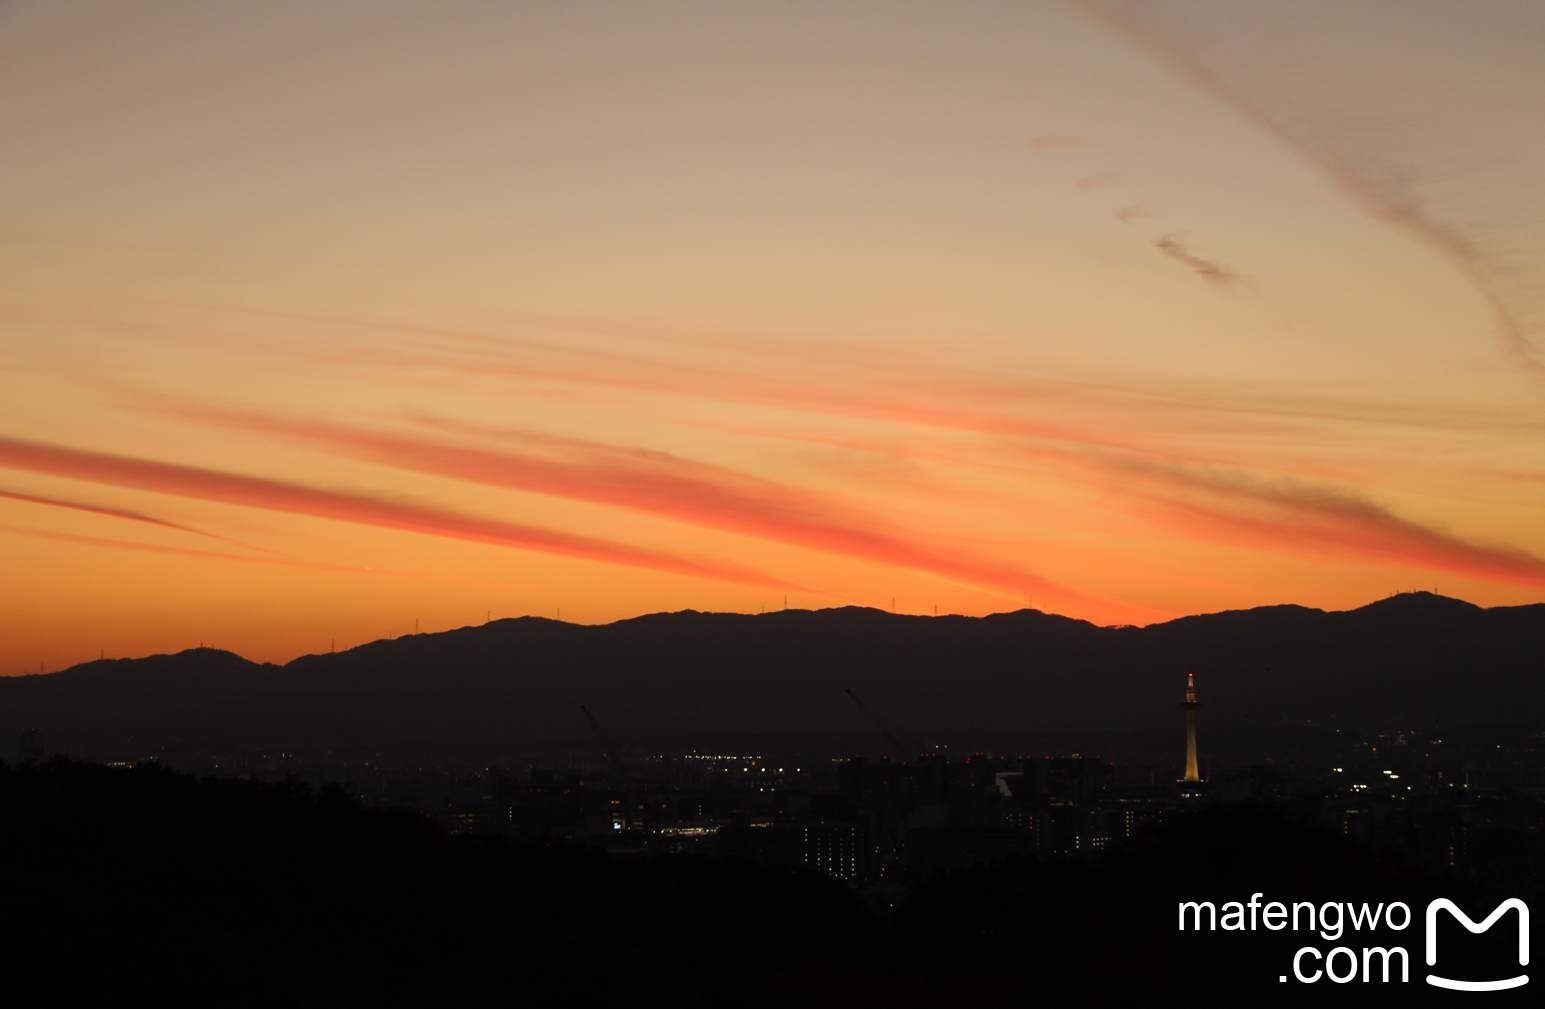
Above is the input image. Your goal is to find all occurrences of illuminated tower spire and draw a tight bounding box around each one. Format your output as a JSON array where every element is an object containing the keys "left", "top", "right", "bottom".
[{"left": 1183, "top": 671, "right": 1201, "bottom": 783}]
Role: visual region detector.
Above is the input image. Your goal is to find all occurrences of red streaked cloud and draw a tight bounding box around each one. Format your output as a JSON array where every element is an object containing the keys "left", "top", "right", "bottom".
[
  {"left": 1108, "top": 459, "right": 1545, "bottom": 587},
  {"left": 686, "top": 414, "right": 1545, "bottom": 591},
  {"left": 147, "top": 402, "right": 1090, "bottom": 606},
  {"left": 0, "top": 435, "right": 793, "bottom": 591}
]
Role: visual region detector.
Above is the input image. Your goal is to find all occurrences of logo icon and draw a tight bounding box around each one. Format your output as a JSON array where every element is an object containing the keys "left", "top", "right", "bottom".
[{"left": 1425, "top": 898, "right": 1529, "bottom": 991}]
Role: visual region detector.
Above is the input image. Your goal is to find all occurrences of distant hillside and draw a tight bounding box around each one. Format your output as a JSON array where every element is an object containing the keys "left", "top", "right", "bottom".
[{"left": 3, "top": 592, "right": 1542, "bottom": 757}]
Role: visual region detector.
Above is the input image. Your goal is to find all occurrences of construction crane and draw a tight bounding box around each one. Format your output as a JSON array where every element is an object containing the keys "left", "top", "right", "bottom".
[
  {"left": 579, "top": 704, "right": 626, "bottom": 778},
  {"left": 843, "top": 687, "right": 901, "bottom": 760}
]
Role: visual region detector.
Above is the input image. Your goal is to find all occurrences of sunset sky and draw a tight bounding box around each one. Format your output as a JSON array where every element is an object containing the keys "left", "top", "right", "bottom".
[{"left": 4, "top": 1, "right": 1545, "bottom": 672}]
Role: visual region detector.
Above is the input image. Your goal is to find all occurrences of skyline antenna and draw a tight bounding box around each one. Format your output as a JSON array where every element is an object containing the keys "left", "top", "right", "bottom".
[{"left": 1182, "top": 672, "right": 1202, "bottom": 783}]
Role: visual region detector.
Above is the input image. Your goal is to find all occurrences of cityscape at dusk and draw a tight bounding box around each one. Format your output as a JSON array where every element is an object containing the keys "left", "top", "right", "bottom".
[{"left": 1, "top": 2, "right": 1541, "bottom": 1002}]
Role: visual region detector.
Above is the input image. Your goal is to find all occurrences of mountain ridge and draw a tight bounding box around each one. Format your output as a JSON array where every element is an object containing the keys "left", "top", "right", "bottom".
[
  {"left": 25, "top": 590, "right": 1530, "bottom": 679},
  {"left": 4, "top": 592, "right": 1541, "bottom": 756}
]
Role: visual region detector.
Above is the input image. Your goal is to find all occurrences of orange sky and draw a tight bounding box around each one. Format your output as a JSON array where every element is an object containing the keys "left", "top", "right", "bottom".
[{"left": 3, "top": 2, "right": 1544, "bottom": 671}]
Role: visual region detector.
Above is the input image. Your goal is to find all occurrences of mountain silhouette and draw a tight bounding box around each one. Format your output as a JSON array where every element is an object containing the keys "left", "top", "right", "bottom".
[{"left": 4, "top": 592, "right": 1541, "bottom": 759}]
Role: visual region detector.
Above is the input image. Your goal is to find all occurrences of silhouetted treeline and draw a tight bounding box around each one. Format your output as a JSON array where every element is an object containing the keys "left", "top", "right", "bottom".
[{"left": 1, "top": 760, "right": 1535, "bottom": 1004}]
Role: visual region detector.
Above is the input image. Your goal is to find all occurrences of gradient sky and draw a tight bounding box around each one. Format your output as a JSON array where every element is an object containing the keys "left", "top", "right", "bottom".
[{"left": 4, "top": 1, "right": 1545, "bottom": 672}]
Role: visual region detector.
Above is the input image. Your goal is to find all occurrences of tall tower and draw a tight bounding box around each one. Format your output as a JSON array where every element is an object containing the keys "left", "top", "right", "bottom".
[{"left": 1182, "top": 672, "right": 1201, "bottom": 783}]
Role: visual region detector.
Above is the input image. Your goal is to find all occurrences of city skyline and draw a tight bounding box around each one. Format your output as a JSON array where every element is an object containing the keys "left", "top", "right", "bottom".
[{"left": 6, "top": 1, "right": 1545, "bottom": 670}]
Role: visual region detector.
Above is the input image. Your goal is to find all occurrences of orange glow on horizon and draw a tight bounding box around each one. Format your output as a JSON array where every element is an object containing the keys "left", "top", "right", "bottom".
[{"left": 4, "top": 4, "right": 1545, "bottom": 672}]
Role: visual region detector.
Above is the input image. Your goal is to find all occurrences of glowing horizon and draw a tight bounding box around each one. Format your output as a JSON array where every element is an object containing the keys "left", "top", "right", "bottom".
[{"left": 4, "top": 2, "right": 1545, "bottom": 671}]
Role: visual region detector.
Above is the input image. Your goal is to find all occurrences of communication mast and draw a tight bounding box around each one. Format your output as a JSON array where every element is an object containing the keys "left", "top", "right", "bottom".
[{"left": 1182, "top": 672, "right": 1202, "bottom": 783}]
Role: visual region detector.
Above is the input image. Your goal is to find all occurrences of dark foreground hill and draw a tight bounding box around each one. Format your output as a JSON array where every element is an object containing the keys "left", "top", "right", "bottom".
[
  {"left": 2, "top": 758, "right": 1531, "bottom": 1004},
  {"left": 0, "top": 758, "right": 866, "bottom": 1003},
  {"left": 2, "top": 592, "right": 1542, "bottom": 757}
]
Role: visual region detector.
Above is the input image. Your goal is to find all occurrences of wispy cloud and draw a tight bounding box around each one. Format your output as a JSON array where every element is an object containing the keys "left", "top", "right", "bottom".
[
  {"left": 0, "top": 485, "right": 257, "bottom": 549},
  {"left": 1077, "top": 0, "right": 1544, "bottom": 375},
  {"left": 1154, "top": 234, "right": 1245, "bottom": 290},
  {"left": 0, "top": 524, "right": 377, "bottom": 574},
  {"left": 206, "top": 304, "right": 1545, "bottom": 448},
  {"left": 0, "top": 435, "right": 793, "bottom": 590}
]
